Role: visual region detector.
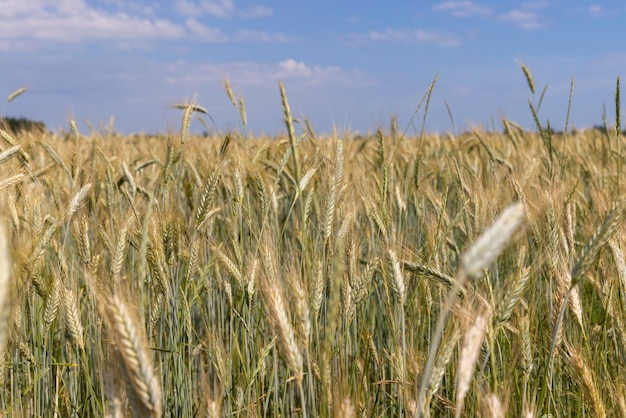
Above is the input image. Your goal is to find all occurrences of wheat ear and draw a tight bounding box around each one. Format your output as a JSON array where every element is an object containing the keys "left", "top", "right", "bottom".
[
  {"left": 107, "top": 294, "right": 163, "bottom": 418},
  {"left": 456, "top": 310, "right": 491, "bottom": 418}
]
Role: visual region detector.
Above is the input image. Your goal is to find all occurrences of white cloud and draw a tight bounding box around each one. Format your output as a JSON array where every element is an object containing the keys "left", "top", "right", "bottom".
[
  {"left": 275, "top": 59, "right": 344, "bottom": 84},
  {"left": 278, "top": 59, "right": 315, "bottom": 77},
  {"left": 0, "top": 0, "right": 186, "bottom": 43},
  {"left": 367, "top": 28, "right": 461, "bottom": 47},
  {"left": 498, "top": 10, "right": 543, "bottom": 29},
  {"left": 432, "top": 1, "right": 493, "bottom": 17},
  {"left": 173, "top": 0, "right": 272, "bottom": 19},
  {"left": 0, "top": 0, "right": 49, "bottom": 17},
  {"left": 0, "top": 0, "right": 282, "bottom": 49}
]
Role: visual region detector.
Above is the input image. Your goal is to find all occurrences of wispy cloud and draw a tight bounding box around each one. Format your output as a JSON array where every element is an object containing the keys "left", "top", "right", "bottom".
[
  {"left": 200, "top": 0, "right": 234, "bottom": 18},
  {"left": 366, "top": 28, "right": 461, "bottom": 47},
  {"left": 240, "top": 6, "right": 273, "bottom": 19},
  {"left": 173, "top": 0, "right": 205, "bottom": 17},
  {"left": 185, "top": 19, "right": 227, "bottom": 41},
  {"left": 498, "top": 10, "right": 543, "bottom": 30},
  {"left": 235, "top": 30, "right": 291, "bottom": 43},
  {"left": 173, "top": 0, "right": 272, "bottom": 19},
  {"left": 100, "top": 0, "right": 158, "bottom": 16},
  {"left": 588, "top": 4, "right": 604, "bottom": 17},
  {"left": 521, "top": 1, "right": 549, "bottom": 10},
  {"left": 433, "top": 1, "right": 546, "bottom": 30},
  {"left": 432, "top": 1, "right": 493, "bottom": 17},
  {"left": 159, "top": 58, "right": 371, "bottom": 87}
]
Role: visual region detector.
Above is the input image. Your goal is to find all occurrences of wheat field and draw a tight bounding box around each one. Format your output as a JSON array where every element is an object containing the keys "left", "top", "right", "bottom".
[{"left": 0, "top": 77, "right": 625, "bottom": 417}]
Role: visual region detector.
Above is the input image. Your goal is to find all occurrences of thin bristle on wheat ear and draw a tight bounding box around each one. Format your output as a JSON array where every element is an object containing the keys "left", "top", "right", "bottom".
[{"left": 107, "top": 294, "right": 162, "bottom": 418}]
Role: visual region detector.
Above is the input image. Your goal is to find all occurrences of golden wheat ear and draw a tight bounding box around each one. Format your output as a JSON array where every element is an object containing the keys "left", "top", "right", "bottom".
[
  {"left": 86, "top": 271, "right": 162, "bottom": 418},
  {"left": 105, "top": 294, "right": 163, "bottom": 418}
]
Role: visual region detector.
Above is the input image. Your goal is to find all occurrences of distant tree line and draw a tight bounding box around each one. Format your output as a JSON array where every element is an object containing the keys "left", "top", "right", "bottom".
[{"left": 0, "top": 117, "right": 47, "bottom": 133}]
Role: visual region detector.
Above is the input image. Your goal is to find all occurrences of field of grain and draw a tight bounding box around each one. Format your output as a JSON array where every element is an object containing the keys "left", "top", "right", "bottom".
[{"left": 0, "top": 79, "right": 625, "bottom": 417}]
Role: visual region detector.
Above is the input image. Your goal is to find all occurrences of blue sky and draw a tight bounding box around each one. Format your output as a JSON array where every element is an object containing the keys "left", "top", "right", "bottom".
[{"left": 1, "top": 0, "right": 625, "bottom": 136}]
